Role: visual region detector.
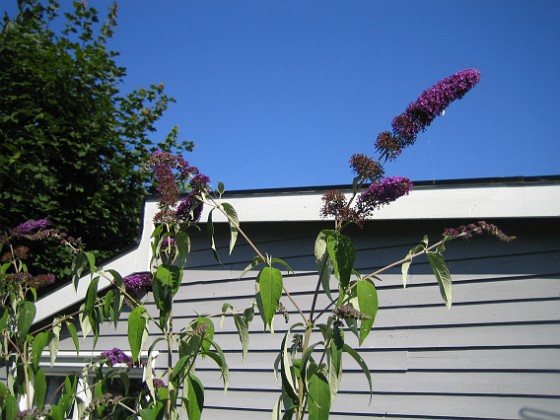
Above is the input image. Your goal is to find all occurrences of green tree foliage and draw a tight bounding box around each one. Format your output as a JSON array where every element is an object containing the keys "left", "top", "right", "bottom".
[{"left": 0, "top": 0, "right": 193, "bottom": 278}]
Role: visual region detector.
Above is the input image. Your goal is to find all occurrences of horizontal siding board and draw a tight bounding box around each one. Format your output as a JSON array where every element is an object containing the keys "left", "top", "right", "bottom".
[
  {"left": 194, "top": 347, "right": 560, "bottom": 373},
  {"left": 196, "top": 389, "right": 560, "bottom": 419},
  {"left": 60, "top": 321, "right": 560, "bottom": 354},
  {"left": 196, "top": 369, "right": 560, "bottom": 397},
  {"left": 175, "top": 271, "right": 560, "bottom": 307}
]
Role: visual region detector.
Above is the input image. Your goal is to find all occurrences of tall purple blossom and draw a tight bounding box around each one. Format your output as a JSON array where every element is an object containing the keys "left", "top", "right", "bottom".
[
  {"left": 376, "top": 69, "right": 481, "bottom": 159},
  {"left": 356, "top": 176, "right": 412, "bottom": 215},
  {"left": 9, "top": 219, "right": 50, "bottom": 236},
  {"left": 147, "top": 151, "right": 198, "bottom": 209},
  {"left": 176, "top": 174, "right": 211, "bottom": 224},
  {"left": 123, "top": 272, "right": 152, "bottom": 293},
  {"left": 101, "top": 348, "right": 132, "bottom": 366}
]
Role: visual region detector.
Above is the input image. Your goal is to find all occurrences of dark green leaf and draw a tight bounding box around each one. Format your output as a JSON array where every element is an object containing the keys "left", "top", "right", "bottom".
[
  {"left": 66, "top": 321, "right": 79, "bottom": 355},
  {"left": 428, "top": 251, "right": 453, "bottom": 308},
  {"left": 401, "top": 236, "right": 428, "bottom": 287},
  {"left": 315, "top": 230, "right": 334, "bottom": 300},
  {"left": 342, "top": 343, "right": 372, "bottom": 401},
  {"left": 31, "top": 331, "right": 50, "bottom": 370},
  {"left": 327, "top": 232, "right": 355, "bottom": 289},
  {"left": 155, "top": 264, "right": 182, "bottom": 295},
  {"left": 357, "top": 279, "right": 378, "bottom": 345},
  {"left": 256, "top": 266, "right": 283, "bottom": 331},
  {"left": 328, "top": 328, "right": 343, "bottom": 398},
  {"left": 34, "top": 367, "right": 47, "bottom": 411},
  {"left": 128, "top": 306, "right": 148, "bottom": 363},
  {"left": 307, "top": 368, "right": 331, "bottom": 420},
  {"left": 207, "top": 210, "right": 223, "bottom": 265},
  {"left": 221, "top": 202, "right": 239, "bottom": 255},
  {"left": 186, "top": 374, "right": 204, "bottom": 420},
  {"left": 17, "top": 301, "right": 35, "bottom": 342}
]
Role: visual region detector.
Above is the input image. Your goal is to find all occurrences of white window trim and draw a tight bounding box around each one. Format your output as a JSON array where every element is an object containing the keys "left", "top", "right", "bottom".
[{"left": 20, "top": 350, "right": 159, "bottom": 419}]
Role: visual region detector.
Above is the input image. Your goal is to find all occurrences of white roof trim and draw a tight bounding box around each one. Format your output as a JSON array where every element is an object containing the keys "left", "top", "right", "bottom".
[{"left": 200, "top": 182, "right": 560, "bottom": 223}]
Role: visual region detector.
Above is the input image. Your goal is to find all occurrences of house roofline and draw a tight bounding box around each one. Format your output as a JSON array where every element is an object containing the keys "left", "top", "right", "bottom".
[{"left": 146, "top": 174, "right": 560, "bottom": 202}]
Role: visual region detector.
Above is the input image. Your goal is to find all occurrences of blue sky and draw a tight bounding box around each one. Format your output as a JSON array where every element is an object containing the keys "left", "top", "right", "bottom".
[{"left": 6, "top": 1, "right": 560, "bottom": 190}]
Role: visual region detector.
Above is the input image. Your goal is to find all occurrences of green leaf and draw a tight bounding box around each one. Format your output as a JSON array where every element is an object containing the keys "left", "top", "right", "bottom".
[
  {"left": 17, "top": 301, "right": 35, "bottom": 342},
  {"left": 106, "top": 269, "right": 125, "bottom": 289},
  {"left": 201, "top": 343, "right": 230, "bottom": 392},
  {"left": 207, "top": 210, "right": 223, "bottom": 265},
  {"left": 0, "top": 307, "right": 9, "bottom": 331},
  {"left": 401, "top": 236, "right": 428, "bottom": 288},
  {"left": 342, "top": 343, "right": 372, "bottom": 401},
  {"left": 357, "top": 279, "right": 378, "bottom": 345},
  {"left": 174, "top": 231, "right": 191, "bottom": 267},
  {"left": 222, "top": 304, "right": 252, "bottom": 361},
  {"left": 31, "top": 331, "right": 50, "bottom": 369},
  {"left": 280, "top": 332, "right": 299, "bottom": 402},
  {"left": 186, "top": 374, "right": 204, "bottom": 420},
  {"left": 66, "top": 321, "right": 79, "bottom": 355},
  {"left": 307, "top": 367, "right": 331, "bottom": 420},
  {"left": 119, "top": 371, "right": 130, "bottom": 395},
  {"left": 191, "top": 317, "right": 214, "bottom": 356},
  {"left": 170, "top": 354, "right": 191, "bottom": 384},
  {"left": 221, "top": 202, "right": 239, "bottom": 255},
  {"left": 34, "top": 367, "right": 47, "bottom": 411},
  {"left": 327, "top": 232, "right": 355, "bottom": 289},
  {"left": 315, "top": 230, "right": 334, "bottom": 300},
  {"left": 256, "top": 266, "right": 283, "bottom": 331},
  {"left": 49, "top": 321, "right": 61, "bottom": 366},
  {"left": 233, "top": 312, "right": 250, "bottom": 361},
  {"left": 85, "top": 277, "right": 100, "bottom": 338},
  {"left": 155, "top": 264, "right": 182, "bottom": 295},
  {"left": 239, "top": 256, "right": 265, "bottom": 278},
  {"left": 328, "top": 328, "right": 344, "bottom": 398},
  {"left": 428, "top": 251, "right": 453, "bottom": 308},
  {"left": 4, "top": 393, "right": 17, "bottom": 420},
  {"left": 128, "top": 306, "right": 148, "bottom": 363}
]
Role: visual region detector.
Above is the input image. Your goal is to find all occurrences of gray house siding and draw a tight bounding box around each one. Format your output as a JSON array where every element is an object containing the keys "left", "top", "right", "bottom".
[{"left": 27, "top": 178, "right": 560, "bottom": 419}]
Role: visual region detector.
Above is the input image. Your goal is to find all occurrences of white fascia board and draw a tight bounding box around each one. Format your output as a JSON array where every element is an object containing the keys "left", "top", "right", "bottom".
[
  {"left": 34, "top": 201, "right": 159, "bottom": 324},
  {"left": 201, "top": 183, "right": 560, "bottom": 223}
]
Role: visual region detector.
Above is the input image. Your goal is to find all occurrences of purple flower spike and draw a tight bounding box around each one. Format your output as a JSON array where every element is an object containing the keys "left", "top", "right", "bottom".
[
  {"left": 101, "top": 348, "right": 132, "bottom": 367},
  {"left": 10, "top": 219, "right": 50, "bottom": 236},
  {"left": 357, "top": 176, "right": 412, "bottom": 214},
  {"left": 376, "top": 69, "right": 481, "bottom": 159},
  {"left": 123, "top": 272, "right": 152, "bottom": 293}
]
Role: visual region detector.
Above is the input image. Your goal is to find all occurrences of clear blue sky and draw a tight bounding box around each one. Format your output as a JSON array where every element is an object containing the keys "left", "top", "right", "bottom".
[{"left": 7, "top": 0, "right": 560, "bottom": 190}]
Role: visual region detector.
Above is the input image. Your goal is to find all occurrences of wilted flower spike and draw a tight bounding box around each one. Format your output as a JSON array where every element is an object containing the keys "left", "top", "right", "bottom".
[
  {"left": 443, "top": 221, "right": 515, "bottom": 242},
  {"left": 333, "top": 304, "right": 369, "bottom": 320},
  {"left": 350, "top": 154, "right": 384, "bottom": 182},
  {"left": 374, "top": 131, "right": 402, "bottom": 160},
  {"left": 25, "top": 274, "right": 56, "bottom": 289},
  {"left": 320, "top": 190, "right": 348, "bottom": 219}
]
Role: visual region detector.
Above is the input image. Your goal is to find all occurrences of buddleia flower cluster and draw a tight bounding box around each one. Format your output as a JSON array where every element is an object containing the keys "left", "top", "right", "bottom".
[
  {"left": 321, "top": 69, "right": 480, "bottom": 227},
  {"left": 101, "top": 347, "right": 132, "bottom": 367},
  {"left": 0, "top": 219, "right": 81, "bottom": 291},
  {"left": 146, "top": 151, "right": 210, "bottom": 224},
  {"left": 376, "top": 68, "right": 481, "bottom": 160},
  {"left": 123, "top": 272, "right": 153, "bottom": 293}
]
